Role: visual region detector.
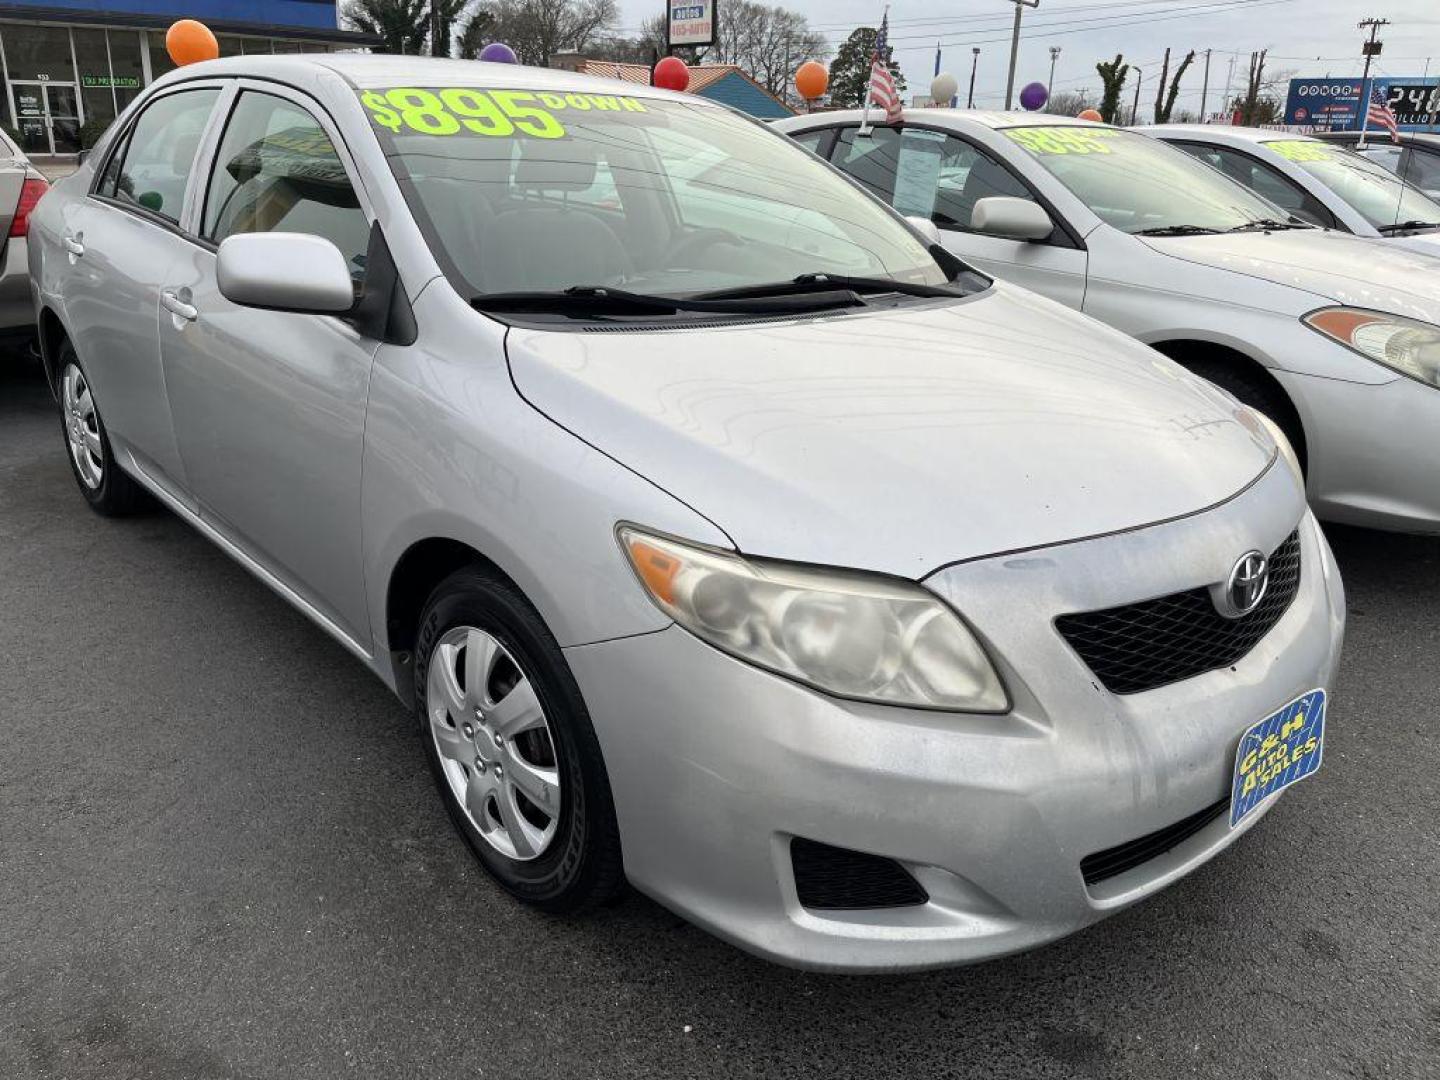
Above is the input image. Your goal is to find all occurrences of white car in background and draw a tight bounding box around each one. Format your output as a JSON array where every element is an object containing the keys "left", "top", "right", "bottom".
[
  {"left": 776, "top": 110, "right": 1440, "bottom": 535},
  {"left": 1143, "top": 124, "right": 1440, "bottom": 256}
]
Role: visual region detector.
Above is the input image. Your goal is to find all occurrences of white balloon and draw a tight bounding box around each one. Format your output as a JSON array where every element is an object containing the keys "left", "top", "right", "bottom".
[{"left": 931, "top": 73, "right": 958, "bottom": 105}]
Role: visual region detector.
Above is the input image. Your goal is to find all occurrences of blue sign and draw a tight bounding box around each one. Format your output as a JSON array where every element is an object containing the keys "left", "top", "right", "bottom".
[
  {"left": 1286, "top": 77, "right": 1440, "bottom": 131},
  {"left": 0, "top": 0, "right": 338, "bottom": 31},
  {"left": 1229, "top": 688, "right": 1326, "bottom": 828}
]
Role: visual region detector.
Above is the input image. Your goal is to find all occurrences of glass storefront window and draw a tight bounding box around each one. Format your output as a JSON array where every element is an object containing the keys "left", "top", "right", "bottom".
[
  {"left": 147, "top": 31, "right": 175, "bottom": 81},
  {"left": 240, "top": 38, "right": 272, "bottom": 55},
  {"left": 5, "top": 25, "right": 74, "bottom": 81},
  {"left": 72, "top": 28, "right": 116, "bottom": 129},
  {"left": 271, "top": 40, "right": 304, "bottom": 54},
  {"left": 216, "top": 35, "right": 244, "bottom": 58},
  {"left": 108, "top": 30, "right": 145, "bottom": 114}
]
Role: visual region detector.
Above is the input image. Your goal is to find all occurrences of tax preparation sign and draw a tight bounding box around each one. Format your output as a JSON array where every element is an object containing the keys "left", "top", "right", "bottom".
[
  {"left": 1286, "top": 77, "right": 1440, "bottom": 131},
  {"left": 669, "top": 1, "right": 716, "bottom": 48}
]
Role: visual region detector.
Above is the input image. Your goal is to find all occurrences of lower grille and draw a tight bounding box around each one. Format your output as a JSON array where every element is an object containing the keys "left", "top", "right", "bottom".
[
  {"left": 1080, "top": 798, "right": 1230, "bottom": 886},
  {"left": 790, "top": 838, "right": 928, "bottom": 910},
  {"left": 1056, "top": 529, "right": 1302, "bottom": 695}
]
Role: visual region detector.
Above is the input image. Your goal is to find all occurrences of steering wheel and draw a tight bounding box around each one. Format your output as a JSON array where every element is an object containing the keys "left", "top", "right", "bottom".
[{"left": 665, "top": 227, "right": 744, "bottom": 266}]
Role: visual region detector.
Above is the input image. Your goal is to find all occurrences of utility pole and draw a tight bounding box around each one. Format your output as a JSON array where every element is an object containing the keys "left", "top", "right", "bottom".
[
  {"left": 1356, "top": 17, "right": 1390, "bottom": 146},
  {"left": 1130, "top": 64, "right": 1143, "bottom": 125},
  {"left": 1199, "top": 48, "right": 1211, "bottom": 121},
  {"left": 968, "top": 47, "right": 981, "bottom": 108},
  {"left": 1004, "top": 0, "right": 1041, "bottom": 110},
  {"left": 1047, "top": 46, "right": 1061, "bottom": 97},
  {"left": 1223, "top": 53, "right": 1237, "bottom": 120}
]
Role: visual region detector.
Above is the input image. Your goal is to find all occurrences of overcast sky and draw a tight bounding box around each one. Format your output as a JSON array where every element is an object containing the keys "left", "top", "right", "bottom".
[{"left": 617, "top": 0, "right": 1440, "bottom": 111}]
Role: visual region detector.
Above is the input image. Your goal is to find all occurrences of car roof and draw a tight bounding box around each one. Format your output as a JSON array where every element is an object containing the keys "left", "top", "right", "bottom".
[
  {"left": 1314, "top": 129, "right": 1440, "bottom": 148},
  {"left": 1137, "top": 123, "right": 1308, "bottom": 144},
  {"left": 780, "top": 107, "right": 1117, "bottom": 131},
  {"left": 151, "top": 53, "right": 703, "bottom": 106}
]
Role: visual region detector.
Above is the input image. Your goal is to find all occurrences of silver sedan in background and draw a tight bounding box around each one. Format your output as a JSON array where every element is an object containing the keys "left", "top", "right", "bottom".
[
  {"left": 30, "top": 56, "right": 1343, "bottom": 971},
  {"left": 777, "top": 110, "right": 1440, "bottom": 536}
]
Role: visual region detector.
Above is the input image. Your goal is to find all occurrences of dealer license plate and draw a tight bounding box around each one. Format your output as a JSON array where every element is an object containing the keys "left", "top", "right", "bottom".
[{"left": 1229, "top": 688, "right": 1326, "bottom": 828}]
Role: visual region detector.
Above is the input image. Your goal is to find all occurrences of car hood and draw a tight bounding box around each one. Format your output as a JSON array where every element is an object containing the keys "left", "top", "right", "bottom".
[
  {"left": 505, "top": 286, "right": 1276, "bottom": 577},
  {"left": 1140, "top": 228, "right": 1440, "bottom": 320},
  {"left": 1387, "top": 231, "right": 1440, "bottom": 258}
]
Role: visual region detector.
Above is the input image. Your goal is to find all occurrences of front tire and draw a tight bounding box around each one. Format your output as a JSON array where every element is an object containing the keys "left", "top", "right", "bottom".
[
  {"left": 414, "top": 566, "right": 623, "bottom": 913},
  {"left": 57, "top": 343, "right": 148, "bottom": 516},
  {"left": 1181, "top": 357, "right": 1308, "bottom": 473}
]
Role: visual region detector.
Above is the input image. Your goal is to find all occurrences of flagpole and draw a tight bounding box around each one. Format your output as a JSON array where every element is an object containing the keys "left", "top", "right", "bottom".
[{"left": 859, "top": 3, "right": 888, "bottom": 136}]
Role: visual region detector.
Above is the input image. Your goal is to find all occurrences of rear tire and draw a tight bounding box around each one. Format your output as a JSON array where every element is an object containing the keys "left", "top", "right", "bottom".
[
  {"left": 1178, "top": 356, "right": 1308, "bottom": 473},
  {"left": 56, "top": 342, "right": 149, "bottom": 516},
  {"left": 414, "top": 565, "right": 624, "bottom": 913}
]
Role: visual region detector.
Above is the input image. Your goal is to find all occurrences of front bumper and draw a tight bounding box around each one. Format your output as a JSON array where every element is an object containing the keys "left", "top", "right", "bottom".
[
  {"left": 567, "top": 464, "right": 1345, "bottom": 971},
  {"left": 1278, "top": 367, "right": 1440, "bottom": 535}
]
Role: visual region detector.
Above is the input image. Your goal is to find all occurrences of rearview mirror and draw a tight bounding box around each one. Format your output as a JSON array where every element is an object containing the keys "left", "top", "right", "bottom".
[
  {"left": 970, "top": 196, "right": 1054, "bottom": 241},
  {"left": 216, "top": 232, "right": 355, "bottom": 314},
  {"left": 906, "top": 215, "right": 943, "bottom": 245}
]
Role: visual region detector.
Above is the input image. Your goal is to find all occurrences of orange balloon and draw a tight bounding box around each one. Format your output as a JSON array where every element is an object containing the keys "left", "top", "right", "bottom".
[
  {"left": 795, "top": 60, "right": 829, "bottom": 101},
  {"left": 166, "top": 19, "right": 219, "bottom": 67},
  {"left": 1077, "top": 108, "right": 1104, "bottom": 122}
]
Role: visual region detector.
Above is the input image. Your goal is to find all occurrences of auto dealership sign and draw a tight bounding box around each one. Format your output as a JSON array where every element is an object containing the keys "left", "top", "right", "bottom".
[
  {"left": 668, "top": 1, "right": 715, "bottom": 48},
  {"left": 1285, "top": 77, "right": 1439, "bottom": 130}
]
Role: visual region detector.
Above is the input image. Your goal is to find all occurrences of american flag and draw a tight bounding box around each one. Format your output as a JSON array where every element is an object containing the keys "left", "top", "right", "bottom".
[
  {"left": 868, "top": 11, "right": 903, "bottom": 124},
  {"left": 1366, "top": 87, "right": 1400, "bottom": 143}
]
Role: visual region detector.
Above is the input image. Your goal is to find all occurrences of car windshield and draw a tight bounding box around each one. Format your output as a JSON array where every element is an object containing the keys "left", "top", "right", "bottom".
[
  {"left": 357, "top": 86, "right": 950, "bottom": 301},
  {"left": 1001, "top": 126, "right": 1282, "bottom": 234},
  {"left": 1261, "top": 139, "right": 1440, "bottom": 229}
]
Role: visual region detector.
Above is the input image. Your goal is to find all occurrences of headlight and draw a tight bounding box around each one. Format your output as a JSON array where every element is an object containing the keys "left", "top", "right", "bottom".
[
  {"left": 1304, "top": 307, "right": 1440, "bottom": 388},
  {"left": 618, "top": 526, "right": 1008, "bottom": 713}
]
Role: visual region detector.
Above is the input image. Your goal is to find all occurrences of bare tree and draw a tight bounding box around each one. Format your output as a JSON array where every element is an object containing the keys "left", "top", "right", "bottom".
[
  {"left": 479, "top": 0, "right": 619, "bottom": 66},
  {"left": 708, "top": 2, "right": 828, "bottom": 103},
  {"left": 1238, "top": 48, "right": 1268, "bottom": 125},
  {"left": 1045, "top": 89, "right": 1094, "bottom": 116},
  {"left": 1153, "top": 48, "right": 1195, "bottom": 123},
  {"left": 456, "top": 7, "right": 495, "bottom": 58}
]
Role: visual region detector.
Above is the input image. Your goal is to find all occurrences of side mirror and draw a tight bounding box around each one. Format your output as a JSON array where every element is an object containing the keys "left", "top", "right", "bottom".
[
  {"left": 216, "top": 232, "right": 355, "bottom": 314},
  {"left": 76, "top": 149, "right": 90, "bottom": 166},
  {"left": 970, "top": 196, "right": 1054, "bottom": 241},
  {"left": 906, "top": 215, "right": 943, "bottom": 246}
]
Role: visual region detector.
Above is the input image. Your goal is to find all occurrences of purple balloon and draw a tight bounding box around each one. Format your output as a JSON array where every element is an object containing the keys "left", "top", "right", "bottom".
[
  {"left": 1019, "top": 81, "right": 1048, "bottom": 111},
  {"left": 479, "top": 42, "right": 518, "bottom": 64}
]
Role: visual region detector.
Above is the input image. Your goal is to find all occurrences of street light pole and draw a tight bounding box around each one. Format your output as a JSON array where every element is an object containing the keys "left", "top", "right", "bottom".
[
  {"left": 1048, "top": 45, "right": 1061, "bottom": 98},
  {"left": 968, "top": 47, "right": 980, "bottom": 108},
  {"left": 1004, "top": 0, "right": 1041, "bottom": 110},
  {"left": 1130, "top": 65, "right": 1143, "bottom": 126}
]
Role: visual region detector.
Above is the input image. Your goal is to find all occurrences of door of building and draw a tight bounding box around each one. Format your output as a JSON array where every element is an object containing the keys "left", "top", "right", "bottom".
[{"left": 12, "top": 81, "right": 82, "bottom": 155}]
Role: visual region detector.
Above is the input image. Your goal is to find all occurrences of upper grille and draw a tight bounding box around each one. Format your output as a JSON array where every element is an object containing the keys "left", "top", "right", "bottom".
[{"left": 1055, "top": 530, "right": 1302, "bottom": 695}]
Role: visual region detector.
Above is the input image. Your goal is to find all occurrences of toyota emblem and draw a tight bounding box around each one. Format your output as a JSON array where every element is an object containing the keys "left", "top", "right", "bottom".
[{"left": 1216, "top": 551, "right": 1270, "bottom": 619}]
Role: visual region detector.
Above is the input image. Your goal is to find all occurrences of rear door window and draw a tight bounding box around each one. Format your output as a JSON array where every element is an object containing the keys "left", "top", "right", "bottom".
[{"left": 96, "top": 88, "right": 221, "bottom": 223}]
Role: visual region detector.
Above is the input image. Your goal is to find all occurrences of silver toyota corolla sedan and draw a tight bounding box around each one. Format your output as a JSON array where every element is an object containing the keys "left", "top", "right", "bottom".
[{"left": 29, "top": 56, "right": 1345, "bottom": 972}]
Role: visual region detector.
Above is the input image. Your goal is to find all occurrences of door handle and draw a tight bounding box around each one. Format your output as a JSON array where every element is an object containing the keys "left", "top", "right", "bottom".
[
  {"left": 161, "top": 288, "right": 197, "bottom": 322},
  {"left": 62, "top": 235, "right": 83, "bottom": 257}
]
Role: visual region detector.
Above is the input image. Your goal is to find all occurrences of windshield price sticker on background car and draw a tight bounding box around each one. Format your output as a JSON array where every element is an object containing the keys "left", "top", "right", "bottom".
[
  {"left": 1005, "top": 127, "right": 1122, "bottom": 155},
  {"left": 1266, "top": 140, "right": 1336, "bottom": 164},
  {"left": 359, "top": 87, "right": 648, "bottom": 140}
]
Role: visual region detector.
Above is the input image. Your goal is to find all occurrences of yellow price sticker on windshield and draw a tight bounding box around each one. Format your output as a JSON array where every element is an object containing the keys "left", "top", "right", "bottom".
[
  {"left": 1265, "top": 140, "right": 1334, "bottom": 163},
  {"left": 359, "top": 87, "right": 648, "bottom": 140},
  {"left": 1004, "top": 127, "right": 1122, "bottom": 155}
]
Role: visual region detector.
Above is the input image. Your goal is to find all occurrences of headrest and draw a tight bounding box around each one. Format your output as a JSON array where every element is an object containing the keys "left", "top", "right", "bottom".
[{"left": 513, "top": 138, "right": 599, "bottom": 192}]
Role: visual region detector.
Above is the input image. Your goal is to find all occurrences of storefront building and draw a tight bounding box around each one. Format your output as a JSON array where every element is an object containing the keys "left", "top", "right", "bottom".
[{"left": 0, "top": 0, "right": 378, "bottom": 155}]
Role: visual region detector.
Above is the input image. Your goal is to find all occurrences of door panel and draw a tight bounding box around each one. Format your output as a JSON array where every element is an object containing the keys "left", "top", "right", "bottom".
[
  {"left": 161, "top": 88, "right": 378, "bottom": 644},
  {"left": 937, "top": 230, "right": 1087, "bottom": 308},
  {"left": 62, "top": 85, "right": 223, "bottom": 496}
]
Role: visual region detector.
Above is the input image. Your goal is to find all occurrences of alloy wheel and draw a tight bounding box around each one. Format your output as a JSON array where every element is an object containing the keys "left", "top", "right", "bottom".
[
  {"left": 61, "top": 362, "right": 103, "bottom": 490},
  {"left": 426, "top": 626, "right": 562, "bottom": 861}
]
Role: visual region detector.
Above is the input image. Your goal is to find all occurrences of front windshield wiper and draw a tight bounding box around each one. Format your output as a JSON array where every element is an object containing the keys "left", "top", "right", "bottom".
[
  {"left": 1133, "top": 224, "right": 1222, "bottom": 236},
  {"left": 1377, "top": 218, "right": 1440, "bottom": 234},
  {"left": 695, "top": 273, "right": 968, "bottom": 302},
  {"left": 1226, "top": 218, "right": 1313, "bottom": 233},
  {"left": 470, "top": 284, "right": 866, "bottom": 318}
]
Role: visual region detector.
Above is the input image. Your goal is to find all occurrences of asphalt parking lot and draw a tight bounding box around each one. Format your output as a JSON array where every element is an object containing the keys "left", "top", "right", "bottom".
[{"left": 1, "top": 351, "right": 1437, "bottom": 1080}]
